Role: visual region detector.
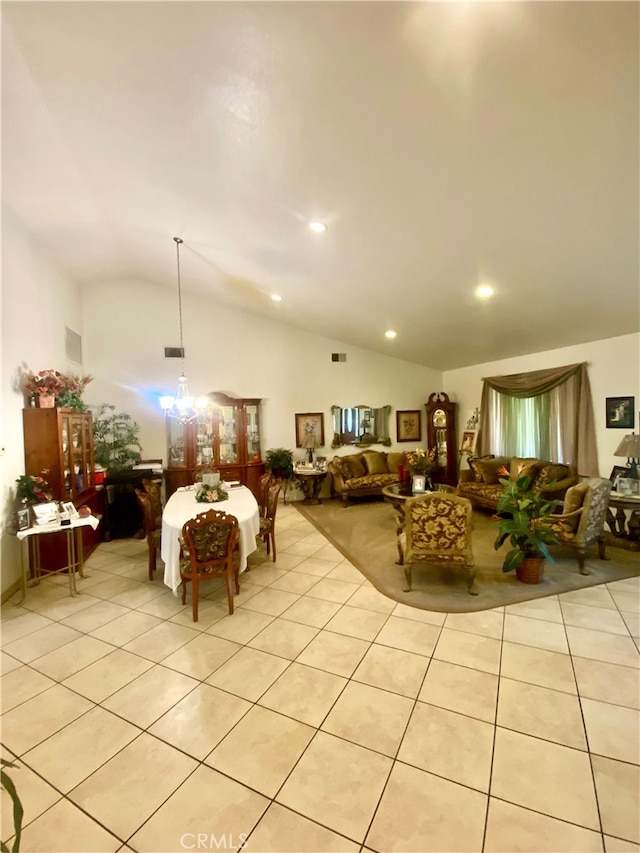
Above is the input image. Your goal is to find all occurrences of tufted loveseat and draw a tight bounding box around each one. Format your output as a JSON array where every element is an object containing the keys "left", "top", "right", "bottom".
[
  {"left": 457, "top": 455, "right": 578, "bottom": 511},
  {"left": 329, "top": 450, "right": 405, "bottom": 505}
]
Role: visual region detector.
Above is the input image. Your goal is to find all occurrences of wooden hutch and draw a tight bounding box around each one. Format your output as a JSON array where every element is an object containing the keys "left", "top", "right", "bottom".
[
  {"left": 22, "top": 407, "right": 104, "bottom": 568},
  {"left": 163, "top": 393, "right": 265, "bottom": 500}
]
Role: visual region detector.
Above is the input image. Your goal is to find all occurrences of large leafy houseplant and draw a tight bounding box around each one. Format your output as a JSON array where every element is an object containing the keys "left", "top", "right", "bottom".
[
  {"left": 92, "top": 404, "right": 143, "bottom": 472},
  {"left": 493, "top": 467, "right": 561, "bottom": 573},
  {"left": 264, "top": 448, "right": 295, "bottom": 481}
]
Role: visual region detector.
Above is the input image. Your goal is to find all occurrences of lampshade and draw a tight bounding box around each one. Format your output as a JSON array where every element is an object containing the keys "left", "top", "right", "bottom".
[{"left": 614, "top": 434, "right": 640, "bottom": 459}]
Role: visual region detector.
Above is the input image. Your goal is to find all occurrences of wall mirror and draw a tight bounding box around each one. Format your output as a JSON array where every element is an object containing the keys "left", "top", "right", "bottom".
[{"left": 331, "top": 404, "right": 392, "bottom": 448}]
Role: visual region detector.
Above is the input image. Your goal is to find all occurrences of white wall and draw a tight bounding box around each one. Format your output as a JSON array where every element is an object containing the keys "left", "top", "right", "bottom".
[
  {"left": 1, "top": 207, "right": 85, "bottom": 594},
  {"left": 81, "top": 279, "right": 442, "bottom": 463},
  {"left": 444, "top": 333, "right": 640, "bottom": 477}
]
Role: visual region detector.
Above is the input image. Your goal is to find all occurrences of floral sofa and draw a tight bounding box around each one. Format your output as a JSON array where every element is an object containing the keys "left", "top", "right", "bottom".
[
  {"left": 457, "top": 455, "right": 578, "bottom": 511},
  {"left": 329, "top": 450, "right": 405, "bottom": 505}
]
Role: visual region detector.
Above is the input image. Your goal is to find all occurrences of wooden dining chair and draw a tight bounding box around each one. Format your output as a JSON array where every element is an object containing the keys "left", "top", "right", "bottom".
[
  {"left": 258, "top": 472, "right": 272, "bottom": 516},
  {"left": 134, "top": 488, "right": 162, "bottom": 580},
  {"left": 259, "top": 481, "right": 282, "bottom": 561},
  {"left": 180, "top": 509, "right": 240, "bottom": 621}
]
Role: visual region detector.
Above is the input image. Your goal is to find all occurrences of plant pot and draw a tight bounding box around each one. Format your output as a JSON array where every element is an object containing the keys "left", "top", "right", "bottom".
[
  {"left": 38, "top": 395, "right": 56, "bottom": 408},
  {"left": 516, "top": 556, "right": 545, "bottom": 584}
]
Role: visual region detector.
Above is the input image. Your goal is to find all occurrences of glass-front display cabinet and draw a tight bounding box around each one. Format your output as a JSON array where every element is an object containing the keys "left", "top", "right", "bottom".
[
  {"left": 425, "top": 392, "right": 458, "bottom": 487},
  {"left": 164, "top": 394, "right": 265, "bottom": 500},
  {"left": 22, "top": 407, "right": 103, "bottom": 569}
]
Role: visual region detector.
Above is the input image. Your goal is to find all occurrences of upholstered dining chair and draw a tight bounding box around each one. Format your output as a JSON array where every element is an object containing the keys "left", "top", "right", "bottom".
[
  {"left": 259, "top": 481, "right": 282, "bottom": 562},
  {"left": 180, "top": 509, "right": 240, "bottom": 621},
  {"left": 134, "top": 488, "right": 162, "bottom": 580},
  {"left": 258, "top": 472, "right": 272, "bottom": 516},
  {"left": 544, "top": 477, "right": 612, "bottom": 574},
  {"left": 400, "top": 493, "right": 477, "bottom": 594}
]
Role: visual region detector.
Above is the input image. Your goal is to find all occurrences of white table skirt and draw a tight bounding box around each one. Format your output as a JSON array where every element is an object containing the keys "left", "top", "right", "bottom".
[{"left": 161, "top": 486, "right": 261, "bottom": 592}]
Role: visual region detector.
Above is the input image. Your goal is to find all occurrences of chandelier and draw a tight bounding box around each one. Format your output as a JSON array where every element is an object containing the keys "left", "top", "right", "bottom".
[{"left": 159, "top": 237, "right": 212, "bottom": 423}]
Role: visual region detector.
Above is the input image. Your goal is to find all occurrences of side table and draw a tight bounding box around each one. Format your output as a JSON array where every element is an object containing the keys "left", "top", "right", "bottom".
[
  {"left": 295, "top": 470, "right": 327, "bottom": 505},
  {"left": 606, "top": 493, "right": 640, "bottom": 550},
  {"left": 16, "top": 515, "right": 100, "bottom": 603}
]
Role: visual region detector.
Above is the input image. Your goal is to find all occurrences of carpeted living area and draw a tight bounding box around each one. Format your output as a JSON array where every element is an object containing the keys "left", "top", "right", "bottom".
[{"left": 294, "top": 498, "right": 640, "bottom": 613}]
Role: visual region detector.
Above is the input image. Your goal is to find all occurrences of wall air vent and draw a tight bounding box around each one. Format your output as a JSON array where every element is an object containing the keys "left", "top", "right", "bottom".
[
  {"left": 65, "top": 327, "right": 83, "bottom": 365},
  {"left": 164, "top": 346, "right": 185, "bottom": 359},
  {"left": 331, "top": 353, "right": 347, "bottom": 362}
]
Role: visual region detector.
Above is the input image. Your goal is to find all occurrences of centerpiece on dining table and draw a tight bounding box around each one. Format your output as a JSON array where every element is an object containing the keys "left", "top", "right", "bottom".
[{"left": 195, "top": 482, "right": 229, "bottom": 503}]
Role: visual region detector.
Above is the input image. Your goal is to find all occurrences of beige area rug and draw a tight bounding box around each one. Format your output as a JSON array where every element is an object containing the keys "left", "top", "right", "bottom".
[{"left": 294, "top": 498, "right": 640, "bottom": 613}]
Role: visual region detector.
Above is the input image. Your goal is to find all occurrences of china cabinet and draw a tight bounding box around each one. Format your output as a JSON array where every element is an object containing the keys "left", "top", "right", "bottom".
[
  {"left": 425, "top": 392, "right": 458, "bottom": 487},
  {"left": 164, "top": 394, "right": 265, "bottom": 500},
  {"left": 22, "top": 408, "right": 103, "bottom": 568}
]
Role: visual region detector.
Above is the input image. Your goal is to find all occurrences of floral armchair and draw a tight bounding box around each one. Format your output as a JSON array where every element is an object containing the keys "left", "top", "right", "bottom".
[
  {"left": 400, "top": 493, "right": 477, "bottom": 595},
  {"left": 545, "top": 477, "right": 612, "bottom": 574}
]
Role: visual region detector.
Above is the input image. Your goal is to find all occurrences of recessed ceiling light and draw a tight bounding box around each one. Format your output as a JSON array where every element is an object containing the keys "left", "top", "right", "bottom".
[
  {"left": 385, "top": 330, "right": 397, "bottom": 339},
  {"left": 476, "top": 284, "right": 494, "bottom": 299},
  {"left": 270, "top": 293, "right": 282, "bottom": 302},
  {"left": 309, "top": 220, "right": 327, "bottom": 234}
]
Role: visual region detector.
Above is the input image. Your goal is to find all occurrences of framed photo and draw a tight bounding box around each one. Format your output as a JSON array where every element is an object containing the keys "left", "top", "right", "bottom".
[
  {"left": 16, "top": 508, "right": 31, "bottom": 531},
  {"left": 459, "top": 430, "right": 478, "bottom": 455},
  {"left": 396, "top": 410, "right": 421, "bottom": 443},
  {"left": 61, "top": 501, "right": 79, "bottom": 518},
  {"left": 605, "top": 396, "right": 634, "bottom": 429},
  {"left": 609, "top": 465, "right": 630, "bottom": 483},
  {"left": 31, "top": 502, "right": 59, "bottom": 526},
  {"left": 412, "top": 475, "right": 426, "bottom": 493},
  {"left": 295, "top": 413, "right": 325, "bottom": 448}
]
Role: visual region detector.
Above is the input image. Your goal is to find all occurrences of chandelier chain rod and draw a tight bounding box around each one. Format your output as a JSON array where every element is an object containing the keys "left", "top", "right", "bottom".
[{"left": 175, "top": 236, "right": 185, "bottom": 367}]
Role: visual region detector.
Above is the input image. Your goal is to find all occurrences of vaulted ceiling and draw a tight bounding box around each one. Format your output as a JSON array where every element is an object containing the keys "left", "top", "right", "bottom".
[{"left": 3, "top": 2, "right": 638, "bottom": 370}]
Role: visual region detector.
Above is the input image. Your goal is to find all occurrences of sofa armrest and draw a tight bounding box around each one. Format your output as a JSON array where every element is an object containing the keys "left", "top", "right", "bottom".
[
  {"left": 328, "top": 462, "right": 347, "bottom": 494},
  {"left": 536, "top": 474, "right": 577, "bottom": 501},
  {"left": 458, "top": 470, "right": 474, "bottom": 485}
]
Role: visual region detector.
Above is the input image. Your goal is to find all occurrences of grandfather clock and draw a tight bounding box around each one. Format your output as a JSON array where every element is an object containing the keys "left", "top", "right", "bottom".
[{"left": 425, "top": 392, "right": 457, "bottom": 487}]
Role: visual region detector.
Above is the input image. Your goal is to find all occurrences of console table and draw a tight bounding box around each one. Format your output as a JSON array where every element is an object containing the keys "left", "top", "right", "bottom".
[
  {"left": 16, "top": 515, "right": 100, "bottom": 602},
  {"left": 606, "top": 493, "right": 640, "bottom": 550}
]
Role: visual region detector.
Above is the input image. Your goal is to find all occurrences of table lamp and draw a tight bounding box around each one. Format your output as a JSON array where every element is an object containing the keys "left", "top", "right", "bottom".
[
  {"left": 303, "top": 434, "right": 317, "bottom": 463},
  {"left": 614, "top": 433, "right": 640, "bottom": 479}
]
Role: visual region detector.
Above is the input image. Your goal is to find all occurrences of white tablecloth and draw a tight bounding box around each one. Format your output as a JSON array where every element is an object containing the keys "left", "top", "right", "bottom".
[{"left": 161, "top": 486, "right": 261, "bottom": 592}]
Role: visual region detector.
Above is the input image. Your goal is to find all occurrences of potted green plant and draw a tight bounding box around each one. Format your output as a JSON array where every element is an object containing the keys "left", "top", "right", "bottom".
[
  {"left": 1, "top": 758, "right": 23, "bottom": 853},
  {"left": 264, "top": 447, "right": 295, "bottom": 481},
  {"left": 92, "top": 403, "right": 143, "bottom": 473},
  {"left": 56, "top": 374, "right": 93, "bottom": 410},
  {"left": 493, "top": 466, "right": 561, "bottom": 583}
]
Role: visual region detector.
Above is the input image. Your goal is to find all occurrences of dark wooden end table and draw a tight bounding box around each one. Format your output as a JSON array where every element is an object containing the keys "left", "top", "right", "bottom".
[
  {"left": 606, "top": 493, "right": 640, "bottom": 550},
  {"left": 295, "top": 469, "right": 328, "bottom": 505}
]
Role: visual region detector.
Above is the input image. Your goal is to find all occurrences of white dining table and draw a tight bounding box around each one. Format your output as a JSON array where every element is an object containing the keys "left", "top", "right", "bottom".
[{"left": 161, "top": 485, "right": 261, "bottom": 592}]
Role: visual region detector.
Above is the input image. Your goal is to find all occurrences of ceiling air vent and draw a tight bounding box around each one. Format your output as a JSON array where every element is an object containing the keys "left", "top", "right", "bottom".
[
  {"left": 331, "top": 353, "right": 347, "bottom": 362},
  {"left": 164, "top": 346, "right": 185, "bottom": 359}
]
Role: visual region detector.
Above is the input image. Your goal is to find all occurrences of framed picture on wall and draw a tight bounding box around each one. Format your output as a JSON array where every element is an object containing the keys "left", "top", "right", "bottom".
[
  {"left": 459, "top": 430, "right": 478, "bottom": 455},
  {"left": 605, "top": 397, "right": 634, "bottom": 429},
  {"left": 295, "top": 413, "right": 325, "bottom": 448},
  {"left": 396, "top": 410, "right": 421, "bottom": 442}
]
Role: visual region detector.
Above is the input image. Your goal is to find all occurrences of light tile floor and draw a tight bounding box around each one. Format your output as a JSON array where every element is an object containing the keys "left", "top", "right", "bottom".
[{"left": 1, "top": 503, "right": 639, "bottom": 853}]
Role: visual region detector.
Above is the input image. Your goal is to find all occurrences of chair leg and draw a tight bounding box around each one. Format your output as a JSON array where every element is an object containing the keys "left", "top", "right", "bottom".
[
  {"left": 597, "top": 537, "right": 609, "bottom": 561},
  {"left": 234, "top": 566, "right": 240, "bottom": 595},
  {"left": 181, "top": 578, "right": 188, "bottom": 605},
  {"left": 270, "top": 532, "right": 276, "bottom": 562},
  {"left": 192, "top": 575, "right": 199, "bottom": 622},
  {"left": 577, "top": 549, "right": 588, "bottom": 575},
  {"left": 467, "top": 565, "right": 479, "bottom": 595},
  {"left": 403, "top": 564, "right": 412, "bottom": 592},
  {"left": 226, "top": 572, "right": 235, "bottom": 615},
  {"left": 148, "top": 543, "right": 156, "bottom": 581},
  {"left": 265, "top": 533, "right": 271, "bottom": 556}
]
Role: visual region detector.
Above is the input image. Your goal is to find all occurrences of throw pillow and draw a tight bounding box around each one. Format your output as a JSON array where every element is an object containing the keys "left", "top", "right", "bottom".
[
  {"left": 474, "top": 458, "right": 509, "bottom": 484},
  {"left": 562, "top": 482, "right": 588, "bottom": 531},
  {"left": 386, "top": 452, "right": 404, "bottom": 474},
  {"left": 363, "top": 452, "right": 389, "bottom": 475},
  {"left": 346, "top": 454, "right": 367, "bottom": 479},
  {"left": 333, "top": 458, "right": 352, "bottom": 481},
  {"left": 536, "top": 463, "right": 570, "bottom": 487},
  {"left": 468, "top": 454, "right": 494, "bottom": 482}
]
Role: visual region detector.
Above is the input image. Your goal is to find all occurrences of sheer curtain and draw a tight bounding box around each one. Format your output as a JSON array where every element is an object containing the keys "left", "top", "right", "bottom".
[{"left": 477, "top": 363, "right": 598, "bottom": 475}]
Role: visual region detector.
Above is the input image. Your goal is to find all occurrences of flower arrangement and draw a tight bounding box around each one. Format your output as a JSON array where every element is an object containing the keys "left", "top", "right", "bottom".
[
  {"left": 405, "top": 446, "right": 437, "bottom": 476},
  {"left": 56, "top": 374, "right": 93, "bottom": 410},
  {"left": 195, "top": 483, "right": 229, "bottom": 503},
  {"left": 25, "top": 370, "right": 66, "bottom": 398},
  {"left": 15, "top": 470, "right": 53, "bottom": 505}
]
